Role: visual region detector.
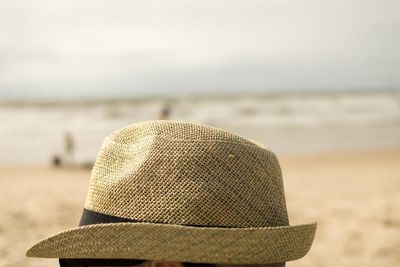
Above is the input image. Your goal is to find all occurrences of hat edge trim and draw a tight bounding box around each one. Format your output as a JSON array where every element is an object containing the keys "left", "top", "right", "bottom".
[{"left": 26, "top": 222, "right": 317, "bottom": 264}]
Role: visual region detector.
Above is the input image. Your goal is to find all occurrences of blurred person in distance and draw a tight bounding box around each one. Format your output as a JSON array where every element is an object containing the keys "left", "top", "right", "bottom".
[
  {"left": 64, "top": 131, "right": 75, "bottom": 166},
  {"left": 159, "top": 102, "right": 171, "bottom": 120}
]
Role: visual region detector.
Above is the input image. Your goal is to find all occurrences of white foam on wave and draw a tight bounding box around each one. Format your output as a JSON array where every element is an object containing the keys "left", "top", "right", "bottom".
[{"left": 1, "top": 90, "right": 399, "bottom": 163}]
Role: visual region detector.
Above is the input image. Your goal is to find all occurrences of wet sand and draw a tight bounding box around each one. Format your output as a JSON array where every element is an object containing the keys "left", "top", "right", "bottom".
[{"left": 1, "top": 149, "right": 399, "bottom": 267}]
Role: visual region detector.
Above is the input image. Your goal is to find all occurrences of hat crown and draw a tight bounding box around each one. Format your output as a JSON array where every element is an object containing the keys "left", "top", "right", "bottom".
[{"left": 85, "top": 120, "right": 289, "bottom": 228}]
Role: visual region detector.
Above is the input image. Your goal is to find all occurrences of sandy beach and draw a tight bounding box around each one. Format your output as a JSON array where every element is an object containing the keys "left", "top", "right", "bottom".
[{"left": 1, "top": 148, "right": 399, "bottom": 267}]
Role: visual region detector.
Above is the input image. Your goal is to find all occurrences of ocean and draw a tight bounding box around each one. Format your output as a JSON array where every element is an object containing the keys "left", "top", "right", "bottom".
[{"left": 1, "top": 90, "right": 399, "bottom": 164}]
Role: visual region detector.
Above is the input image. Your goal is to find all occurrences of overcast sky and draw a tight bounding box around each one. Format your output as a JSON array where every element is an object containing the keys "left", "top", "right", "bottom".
[{"left": 0, "top": 0, "right": 399, "bottom": 100}]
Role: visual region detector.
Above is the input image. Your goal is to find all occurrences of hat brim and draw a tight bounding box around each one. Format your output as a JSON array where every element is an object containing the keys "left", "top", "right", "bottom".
[{"left": 26, "top": 221, "right": 317, "bottom": 264}]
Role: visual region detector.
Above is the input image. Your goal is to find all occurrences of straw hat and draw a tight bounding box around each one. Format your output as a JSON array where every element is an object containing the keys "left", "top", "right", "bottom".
[{"left": 26, "top": 120, "right": 317, "bottom": 264}]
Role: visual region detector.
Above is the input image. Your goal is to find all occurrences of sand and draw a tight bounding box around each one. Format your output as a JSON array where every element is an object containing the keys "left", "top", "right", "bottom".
[{"left": 1, "top": 149, "right": 399, "bottom": 267}]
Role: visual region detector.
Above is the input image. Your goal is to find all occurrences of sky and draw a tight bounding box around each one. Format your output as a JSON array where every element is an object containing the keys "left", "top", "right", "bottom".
[{"left": 0, "top": 0, "right": 399, "bottom": 100}]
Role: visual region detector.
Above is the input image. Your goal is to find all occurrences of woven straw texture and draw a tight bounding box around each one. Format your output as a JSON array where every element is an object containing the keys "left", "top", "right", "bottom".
[{"left": 26, "top": 120, "right": 317, "bottom": 264}]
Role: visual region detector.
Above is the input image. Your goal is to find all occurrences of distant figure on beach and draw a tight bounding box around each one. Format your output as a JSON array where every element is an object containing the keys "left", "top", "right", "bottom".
[
  {"left": 64, "top": 131, "right": 75, "bottom": 166},
  {"left": 159, "top": 102, "right": 171, "bottom": 120},
  {"left": 27, "top": 120, "right": 317, "bottom": 267},
  {"left": 51, "top": 154, "right": 62, "bottom": 167},
  {"left": 51, "top": 131, "right": 94, "bottom": 169}
]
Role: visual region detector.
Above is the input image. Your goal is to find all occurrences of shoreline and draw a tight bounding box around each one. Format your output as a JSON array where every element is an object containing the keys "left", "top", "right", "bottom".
[{"left": 1, "top": 146, "right": 399, "bottom": 168}]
